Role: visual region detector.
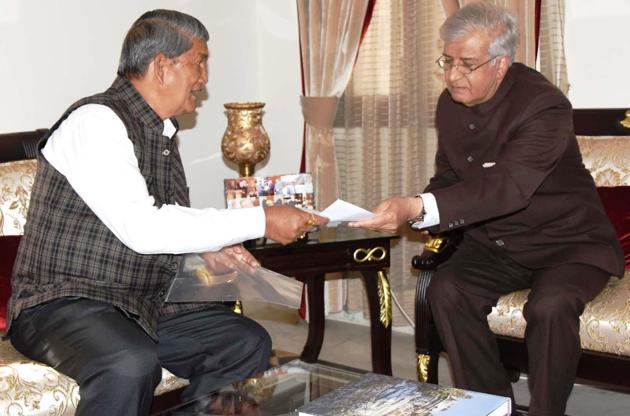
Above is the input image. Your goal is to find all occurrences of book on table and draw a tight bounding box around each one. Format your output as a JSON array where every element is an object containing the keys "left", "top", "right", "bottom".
[{"left": 297, "top": 372, "right": 511, "bottom": 416}]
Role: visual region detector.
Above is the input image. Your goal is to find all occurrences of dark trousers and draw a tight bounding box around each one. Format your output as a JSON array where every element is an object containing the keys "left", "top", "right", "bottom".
[
  {"left": 9, "top": 299, "right": 272, "bottom": 416},
  {"left": 427, "top": 235, "right": 609, "bottom": 416}
]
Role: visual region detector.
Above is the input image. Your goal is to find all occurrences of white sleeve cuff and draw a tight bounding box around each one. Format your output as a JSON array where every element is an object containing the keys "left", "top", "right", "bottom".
[{"left": 410, "top": 193, "right": 440, "bottom": 230}]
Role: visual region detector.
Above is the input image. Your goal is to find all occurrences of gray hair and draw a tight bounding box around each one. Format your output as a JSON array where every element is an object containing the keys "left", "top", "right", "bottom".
[
  {"left": 117, "top": 9, "right": 209, "bottom": 78},
  {"left": 439, "top": 2, "right": 518, "bottom": 65}
]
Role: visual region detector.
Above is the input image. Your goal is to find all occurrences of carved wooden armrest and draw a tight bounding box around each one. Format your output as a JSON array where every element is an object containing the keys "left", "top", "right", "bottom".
[
  {"left": 411, "top": 232, "right": 463, "bottom": 383},
  {"left": 412, "top": 231, "right": 463, "bottom": 271}
]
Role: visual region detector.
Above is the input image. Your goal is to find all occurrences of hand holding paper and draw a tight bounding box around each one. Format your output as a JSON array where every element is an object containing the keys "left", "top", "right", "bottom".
[
  {"left": 348, "top": 196, "right": 423, "bottom": 233},
  {"left": 316, "top": 199, "right": 376, "bottom": 226},
  {"left": 264, "top": 205, "right": 328, "bottom": 244}
]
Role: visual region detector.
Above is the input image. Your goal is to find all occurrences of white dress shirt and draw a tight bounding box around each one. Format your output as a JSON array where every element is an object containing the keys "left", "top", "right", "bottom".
[{"left": 42, "top": 104, "right": 266, "bottom": 254}]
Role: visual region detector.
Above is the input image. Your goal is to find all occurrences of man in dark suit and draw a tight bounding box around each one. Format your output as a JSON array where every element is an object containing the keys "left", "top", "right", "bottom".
[{"left": 351, "top": 3, "right": 624, "bottom": 415}]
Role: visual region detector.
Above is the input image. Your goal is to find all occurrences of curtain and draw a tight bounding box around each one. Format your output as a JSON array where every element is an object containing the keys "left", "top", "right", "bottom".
[
  {"left": 297, "top": 0, "right": 371, "bottom": 210},
  {"left": 536, "top": 0, "right": 569, "bottom": 94},
  {"left": 329, "top": 0, "right": 445, "bottom": 322},
  {"left": 328, "top": 0, "right": 566, "bottom": 324}
]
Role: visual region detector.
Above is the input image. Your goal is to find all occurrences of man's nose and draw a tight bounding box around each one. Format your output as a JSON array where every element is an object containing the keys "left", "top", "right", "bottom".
[
  {"left": 447, "top": 66, "right": 464, "bottom": 83},
  {"left": 200, "top": 68, "right": 209, "bottom": 84}
]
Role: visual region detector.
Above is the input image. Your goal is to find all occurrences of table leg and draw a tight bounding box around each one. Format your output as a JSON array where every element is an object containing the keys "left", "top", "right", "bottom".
[
  {"left": 300, "top": 273, "right": 326, "bottom": 362},
  {"left": 360, "top": 269, "right": 393, "bottom": 375}
]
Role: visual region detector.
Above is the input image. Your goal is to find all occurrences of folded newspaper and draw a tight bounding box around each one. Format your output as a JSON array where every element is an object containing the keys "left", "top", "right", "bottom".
[{"left": 165, "top": 253, "right": 302, "bottom": 308}]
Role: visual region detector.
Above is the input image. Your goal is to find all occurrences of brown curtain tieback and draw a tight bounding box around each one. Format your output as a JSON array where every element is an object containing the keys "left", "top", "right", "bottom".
[{"left": 300, "top": 96, "right": 340, "bottom": 130}]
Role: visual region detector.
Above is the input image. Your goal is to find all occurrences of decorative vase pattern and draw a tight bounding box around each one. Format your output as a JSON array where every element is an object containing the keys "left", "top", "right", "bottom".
[{"left": 221, "top": 102, "right": 270, "bottom": 177}]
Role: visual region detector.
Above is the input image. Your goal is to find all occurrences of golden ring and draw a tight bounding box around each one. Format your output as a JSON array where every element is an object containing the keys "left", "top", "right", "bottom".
[{"left": 306, "top": 214, "right": 317, "bottom": 226}]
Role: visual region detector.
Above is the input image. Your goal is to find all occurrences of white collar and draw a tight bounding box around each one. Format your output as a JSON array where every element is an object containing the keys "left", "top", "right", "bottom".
[{"left": 163, "top": 118, "right": 177, "bottom": 138}]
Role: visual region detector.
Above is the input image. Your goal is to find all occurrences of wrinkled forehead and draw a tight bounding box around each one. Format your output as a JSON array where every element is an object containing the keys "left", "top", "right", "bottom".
[
  {"left": 177, "top": 37, "right": 209, "bottom": 61},
  {"left": 191, "top": 38, "right": 209, "bottom": 58}
]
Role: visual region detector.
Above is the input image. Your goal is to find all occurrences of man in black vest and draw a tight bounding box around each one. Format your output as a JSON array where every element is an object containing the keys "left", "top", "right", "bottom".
[
  {"left": 350, "top": 3, "right": 623, "bottom": 416},
  {"left": 8, "top": 9, "right": 327, "bottom": 416}
]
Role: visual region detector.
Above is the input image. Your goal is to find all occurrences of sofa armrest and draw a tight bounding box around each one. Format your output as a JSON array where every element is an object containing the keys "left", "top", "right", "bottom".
[{"left": 0, "top": 129, "right": 47, "bottom": 163}]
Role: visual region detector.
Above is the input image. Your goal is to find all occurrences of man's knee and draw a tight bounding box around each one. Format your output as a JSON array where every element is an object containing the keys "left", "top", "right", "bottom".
[
  {"left": 240, "top": 320, "right": 272, "bottom": 358},
  {"left": 83, "top": 348, "right": 162, "bottom": 388},
  {"left": 75, "top": 349, "right": 161, "bottom": 415},
  {"left": 524, "top": 292, "right": 583, "bottom": 325}
]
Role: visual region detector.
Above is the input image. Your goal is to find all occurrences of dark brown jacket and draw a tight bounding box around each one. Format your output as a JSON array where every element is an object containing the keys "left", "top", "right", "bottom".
[{"left": 428, "top": 63, "right": 624, "bottom": 277}]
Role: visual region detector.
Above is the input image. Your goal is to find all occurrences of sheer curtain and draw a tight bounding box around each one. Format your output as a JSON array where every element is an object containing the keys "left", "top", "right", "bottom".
[
  {"left": 297, "top": 0, "right": 371, "bottom": 210},
  {"left": 536, "top": 0, "right": 569, "bottom": 94},
  {"left": 329, "top": 0, "right": 445, "bottom": 322}
]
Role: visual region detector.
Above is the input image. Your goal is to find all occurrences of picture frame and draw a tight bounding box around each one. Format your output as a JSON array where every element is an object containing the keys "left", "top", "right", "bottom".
[{"left": 224, "top": 173, "right": 315, "bottom": 211}]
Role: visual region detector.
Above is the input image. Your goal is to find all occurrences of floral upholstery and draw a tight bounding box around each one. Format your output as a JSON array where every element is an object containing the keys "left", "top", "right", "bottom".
[
  {"left": 489, "top": 271, "right": 630, "bottom": 355},
  {"left": 0, "top": 160, "right": 37, "bottom": 236},
  {"left": 487, "top": 136, "right": 630, "bottom": 355},
  {"left": 576, "top": 136, "right": 630, "bottom": 185}
]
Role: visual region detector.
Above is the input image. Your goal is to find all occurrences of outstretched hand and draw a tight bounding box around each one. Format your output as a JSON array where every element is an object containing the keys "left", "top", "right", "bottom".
[
  {"left": 349, "top": 196, "right": 423, "bottom": 233},
  {"left": 263, "top": 205, "right": 329, "bottom": 245}
]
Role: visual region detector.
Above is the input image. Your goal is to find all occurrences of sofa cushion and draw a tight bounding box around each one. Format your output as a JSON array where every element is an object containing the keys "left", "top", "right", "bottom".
[
  {"left": 577, "top": 136, "right": 630, "bottom": 186},
  {"left": 488, "top": 269, "right": 630, "bottom": 356},
  {"left": 597, "top": 186, "right": 630, "bottom": 268},
  {"left": 0, "top": 159, "right": 37, "bottom": 236}
]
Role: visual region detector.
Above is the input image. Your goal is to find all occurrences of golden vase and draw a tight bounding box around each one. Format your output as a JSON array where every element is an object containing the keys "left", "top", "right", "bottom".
[{"left": 221, "top": 102, "right": 270, "bottom": 177}]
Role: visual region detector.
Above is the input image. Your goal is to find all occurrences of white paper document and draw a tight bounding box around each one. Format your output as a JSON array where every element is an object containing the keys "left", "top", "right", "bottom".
[{"left": 319, "top": 199, "right": 376, "bottom": 226}]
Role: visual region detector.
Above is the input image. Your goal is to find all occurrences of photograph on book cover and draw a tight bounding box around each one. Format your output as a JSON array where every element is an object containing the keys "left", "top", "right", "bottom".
[
  {"left": 166, "top": 360, "right": 361, "bottom": 415},
  {"left": 297, "top": 372, "right": 511, "bottom": 416},
  {"left": 224, "top": 173, "right": 315, "bottom": 210}
]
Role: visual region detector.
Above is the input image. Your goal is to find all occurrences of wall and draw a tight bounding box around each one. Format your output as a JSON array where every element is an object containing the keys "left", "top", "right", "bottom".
[
  {"left": 565, "top": 0, "right": 630, "bottom": 108},
  {"left": 0, "top": 0, "right": 303, "bottom": 208}
]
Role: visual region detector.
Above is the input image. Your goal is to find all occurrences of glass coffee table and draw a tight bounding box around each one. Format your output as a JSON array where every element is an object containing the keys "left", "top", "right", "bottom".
[{"left": 156, "top": 359, "right": 363, "bottom": 415}]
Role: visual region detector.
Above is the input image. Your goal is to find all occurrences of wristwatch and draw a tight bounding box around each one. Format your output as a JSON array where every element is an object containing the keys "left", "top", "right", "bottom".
[{"left": 408, "top": 195, "right": 426, "bottom": 229}]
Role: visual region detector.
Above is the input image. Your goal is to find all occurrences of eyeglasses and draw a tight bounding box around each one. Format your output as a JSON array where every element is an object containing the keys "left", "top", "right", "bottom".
[{"left": 435, "top": 55, "right": 496, "bottom": 75}]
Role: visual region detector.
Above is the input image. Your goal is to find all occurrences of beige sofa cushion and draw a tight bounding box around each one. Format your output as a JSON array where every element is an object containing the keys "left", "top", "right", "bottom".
[
  {"left": 577, "top": 135, "right": 630, "bottom": 186},
  {"left": 488, "top": 269, "right": 630, "bottom": 356},
  {"left": 0, "top": 340, "right": 189, "bottom": 416},
  {"left": 0, "top": 160, "right": 37, "bottom": 236}
]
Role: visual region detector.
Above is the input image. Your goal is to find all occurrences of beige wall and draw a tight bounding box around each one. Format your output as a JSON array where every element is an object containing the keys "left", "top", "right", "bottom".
[
  {"left": 0, "top": 0, "right": 303, "bottom": 209},
  {"left": 565, "top": 0, "right": 630, "bottom": 108}
]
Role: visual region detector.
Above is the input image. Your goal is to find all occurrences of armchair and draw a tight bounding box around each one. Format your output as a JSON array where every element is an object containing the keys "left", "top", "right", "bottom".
[
  {"left": 413, "top": 108, "right": 630, "bottom": 394},
  {"left": 0, "top": 130, "right": 189, "bottom": 415}
]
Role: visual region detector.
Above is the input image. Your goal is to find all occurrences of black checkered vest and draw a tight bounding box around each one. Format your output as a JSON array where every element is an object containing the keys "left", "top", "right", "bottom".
[{"left": 9, "top": 77, "right": 206, "bottom": 339}]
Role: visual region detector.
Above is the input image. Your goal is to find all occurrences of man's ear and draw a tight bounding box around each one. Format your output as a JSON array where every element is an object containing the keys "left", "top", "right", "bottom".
[
  {"left": 152, "top": 53, "right": 170, "bottom": 84},
  {"left": 495, "top": 55, "right": 509, "bottom": 82}
]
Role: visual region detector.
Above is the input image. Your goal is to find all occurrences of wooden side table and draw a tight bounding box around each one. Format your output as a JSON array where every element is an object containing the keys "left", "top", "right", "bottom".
[{"left": 249, "top": 227, "right": 398, "bottom": 375}]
